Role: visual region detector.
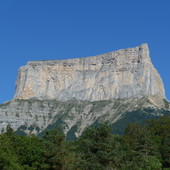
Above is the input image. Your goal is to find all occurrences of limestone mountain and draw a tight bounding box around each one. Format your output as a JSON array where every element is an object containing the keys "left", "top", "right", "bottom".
[
  {"left": 15, "top": 43, "right": 164, "bottom": 101},
  {"left": 0, "top": 44, "right": 169, "bottom": 138}
]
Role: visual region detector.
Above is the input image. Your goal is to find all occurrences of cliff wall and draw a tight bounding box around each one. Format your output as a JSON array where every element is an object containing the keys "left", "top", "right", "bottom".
[{"left": 14, "top": 43, "right": 165, "bottom": 101}]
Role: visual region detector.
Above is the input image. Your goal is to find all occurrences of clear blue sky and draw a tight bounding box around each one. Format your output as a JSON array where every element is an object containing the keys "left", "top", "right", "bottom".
[{"left": 0, "top": 0, "right": 170, "bottom": 103}]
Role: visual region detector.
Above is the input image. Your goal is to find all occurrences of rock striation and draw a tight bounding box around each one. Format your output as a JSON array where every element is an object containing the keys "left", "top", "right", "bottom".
[
  {"left": 0, "top": 43, "right": 169, "bottom": 137},
  {"left": 0, "top": 96, "right": 169, "bottom": 137},
  {"left": 14, "top": 43, "right": 165, "bottom": 101}
]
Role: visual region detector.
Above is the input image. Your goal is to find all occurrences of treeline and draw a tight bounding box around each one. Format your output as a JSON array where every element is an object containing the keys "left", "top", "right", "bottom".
[{"left": 1, "top": 116, "right": 170, "bottom": 170}]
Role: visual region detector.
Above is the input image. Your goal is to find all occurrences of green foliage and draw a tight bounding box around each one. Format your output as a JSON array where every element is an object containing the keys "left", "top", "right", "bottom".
[
  {"left": 111, "top": 109, "right": 160, "bottom": 134},
  {"left": 75, "top": 123, "right": 126, "bottom": 169},
  {"left": 124, "top": 123, "right": 162, "bottom": 169},
  {"left": 42, "top": 127, "right": 78, "bottom": 170},
  {"left": 1, "top": 116, "right": 170, "bottom": 169},
  {"left": 66, "top": 125, "right": 78, "bottom": 141},
  {"left": 90, "top": 100, "right": 111, "bottom": 113},
  {"left": 0, "top": 125, "right": 45, "bottom": 169},
  {"left": 147, "top": 116, "right": 170, "bottom": 168},
  {"left": 0, "top": 134, "right": 22, "bottom": 170}
]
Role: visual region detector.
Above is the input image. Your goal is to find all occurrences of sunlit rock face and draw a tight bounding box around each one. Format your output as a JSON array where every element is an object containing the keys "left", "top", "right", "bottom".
[
  {"left": 0, "top": 43, "right": 168, "bottom": 137},
  {"left": 14, "top": 43, "right": 165, "bottom": 101}
]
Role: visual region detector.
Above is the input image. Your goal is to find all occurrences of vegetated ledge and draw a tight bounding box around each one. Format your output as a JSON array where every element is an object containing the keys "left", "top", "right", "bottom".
[{"left": 0, "top": 96, "right": 169, "bottom": 139}]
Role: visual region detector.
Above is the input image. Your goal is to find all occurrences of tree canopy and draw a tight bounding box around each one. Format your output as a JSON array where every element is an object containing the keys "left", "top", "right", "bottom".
[{"left": 0, "top": 116, "right": 170, "bottom": 169}]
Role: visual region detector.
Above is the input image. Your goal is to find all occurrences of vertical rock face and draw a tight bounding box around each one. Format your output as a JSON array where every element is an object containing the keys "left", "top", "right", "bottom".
[
  {"left": 0, "top": 43, "right": 169, "bottom": 137},
  {"left": 14, "top": 43, "right": 165, "bottom": 101}
]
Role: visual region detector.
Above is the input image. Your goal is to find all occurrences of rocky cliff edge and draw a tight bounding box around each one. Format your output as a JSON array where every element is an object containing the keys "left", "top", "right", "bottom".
[{"left": 14, "top": 43, "right": 165, "bottom": 101}]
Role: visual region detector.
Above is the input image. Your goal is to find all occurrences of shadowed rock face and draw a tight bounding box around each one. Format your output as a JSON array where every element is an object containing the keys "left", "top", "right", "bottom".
[{"left": 14, "top": 44, "right": 165, "bottom": 101}]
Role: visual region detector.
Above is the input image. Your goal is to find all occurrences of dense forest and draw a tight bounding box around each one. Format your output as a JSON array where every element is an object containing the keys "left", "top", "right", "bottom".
[{"left": 1, "top": 116, "right": 170, "bottom": 170}]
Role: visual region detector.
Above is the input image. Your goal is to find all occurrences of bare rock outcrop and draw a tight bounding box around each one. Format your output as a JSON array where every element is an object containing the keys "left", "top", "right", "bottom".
[
  {"left": 14, "top": 43, "right": 165, "bottom": 101},
  {"left": 0, "top": 43, "right": 168, "bottom": 137}
]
